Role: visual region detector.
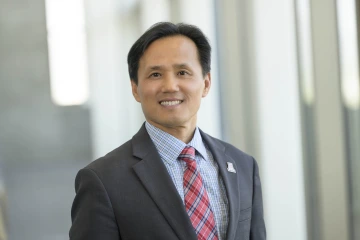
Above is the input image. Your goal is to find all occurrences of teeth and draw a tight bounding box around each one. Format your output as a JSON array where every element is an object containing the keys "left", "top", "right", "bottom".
[{"left": 160, "top": 100, "right": 182, "bottom": 106}]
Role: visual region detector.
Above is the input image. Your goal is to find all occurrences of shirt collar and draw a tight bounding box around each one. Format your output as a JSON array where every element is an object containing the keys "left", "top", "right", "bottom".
[
  {"left": 145, "top": 121, "right": 208, "bottom": 165},
  {"left": 187, "top": 127, "right": 208, "bottom": 160}
]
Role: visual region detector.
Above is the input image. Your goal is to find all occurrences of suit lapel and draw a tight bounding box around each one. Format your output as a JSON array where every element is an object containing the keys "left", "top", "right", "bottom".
[
  {"left": 131, "top": 124, "right": 197, "bottom": 240},
  {"left": 200, "top": 130, "right": 241, "bottom": 240}
]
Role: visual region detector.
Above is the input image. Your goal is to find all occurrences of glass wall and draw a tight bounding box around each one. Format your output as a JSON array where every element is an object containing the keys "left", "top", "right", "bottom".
[
  {"left": 336, "top": 0, "right": 360, "bottom": 239},
  {"left": 294, "top": 0, "right": 360, "bottom": 239},
  {"left": 0, "top": 0, "right": 92, "bottom": 239},
  {"left": 295, "top": 1, "right": 321, "bottom": 239}
]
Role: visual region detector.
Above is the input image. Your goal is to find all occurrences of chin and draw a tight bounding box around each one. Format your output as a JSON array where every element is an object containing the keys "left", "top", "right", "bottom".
[
  {"left": 162, "top": 120, "right": 185, "bottom": 127},
  {"left": 152, "top": 118, "right": 186, "bottom": 128}
]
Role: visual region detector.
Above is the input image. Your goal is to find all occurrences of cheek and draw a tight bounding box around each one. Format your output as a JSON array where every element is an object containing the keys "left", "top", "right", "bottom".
[
  {"left": 138, "top": 87, "right": 160, "bottom": 110},
  {"left": 190, "top": 86, "right": 206, "bottom": 100},
  {"left": 138, "top": 85, "right": 155, "bottom": 99},
  {"left": 184, "top": 81, "right": 203, "bottom": 93}
]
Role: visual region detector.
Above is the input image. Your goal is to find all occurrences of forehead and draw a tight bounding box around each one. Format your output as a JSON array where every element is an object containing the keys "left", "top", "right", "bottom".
[{"left": 139, "top": 35, "right": 200, "bottom": 69}]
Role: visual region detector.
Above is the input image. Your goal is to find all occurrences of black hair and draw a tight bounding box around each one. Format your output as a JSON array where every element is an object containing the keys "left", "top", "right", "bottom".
[{"left": 127, "top": 22, "right": 211, "bottom": 84}]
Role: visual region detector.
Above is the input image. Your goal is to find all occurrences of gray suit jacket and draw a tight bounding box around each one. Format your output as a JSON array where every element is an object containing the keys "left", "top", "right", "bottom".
[{"left": 69, "top": 124, "right": 266, "bottom": 240}]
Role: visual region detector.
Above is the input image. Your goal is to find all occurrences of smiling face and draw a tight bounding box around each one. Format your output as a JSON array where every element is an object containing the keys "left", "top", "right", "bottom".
[{"left": 131, "top": 35, "right": 211, "bottom": 135}]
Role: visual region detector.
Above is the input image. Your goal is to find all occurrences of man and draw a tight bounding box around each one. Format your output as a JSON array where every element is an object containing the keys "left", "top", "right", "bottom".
[{"left": 70, "top": 22, "right": 266, "bottom": 240}]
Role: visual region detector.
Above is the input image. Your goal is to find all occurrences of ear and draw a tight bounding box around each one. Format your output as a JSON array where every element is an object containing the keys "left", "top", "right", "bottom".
[
  {"left": 202, "top": 72, "right": 211, "bottom": 98},
  {"left": 131, "top": 80, "right": 141, "bottom": 102}
]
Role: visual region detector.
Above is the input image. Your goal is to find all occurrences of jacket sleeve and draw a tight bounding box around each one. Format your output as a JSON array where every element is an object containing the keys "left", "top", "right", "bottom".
[
  {"left": 250, "top": 159, "right": 266, "bottom": 240},
  {"left": 69, "top": 168, "right": 120, "bottom": 240}
]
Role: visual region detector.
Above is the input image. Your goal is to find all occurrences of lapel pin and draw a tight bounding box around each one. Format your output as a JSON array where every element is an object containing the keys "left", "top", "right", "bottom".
[{"left": 226, "top": 162, "right": 236, "bottom": 173}]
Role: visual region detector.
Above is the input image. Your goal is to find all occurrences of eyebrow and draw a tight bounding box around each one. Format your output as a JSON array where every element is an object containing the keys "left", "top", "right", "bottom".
[
  {"left": 148, "top": 63, "right": 191, "bottom": 71},
  {"left": 149, "top": 65, "right": 164, "bottom": 71},
  {"left": 173, "top": 63, "right": 191, "bottom": 69}
]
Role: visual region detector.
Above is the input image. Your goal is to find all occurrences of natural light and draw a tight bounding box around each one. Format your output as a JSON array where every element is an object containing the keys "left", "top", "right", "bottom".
[
  {"left": 337, "top": 0, "right": 360, "bottom": 110},
  {"left": 45, "top": 0, "right": 89, "bottom": 106}
]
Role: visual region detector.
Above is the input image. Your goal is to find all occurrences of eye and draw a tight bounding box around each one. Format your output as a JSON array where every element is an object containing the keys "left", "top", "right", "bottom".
[
  {"left": 178, "top": 70, "right": 189, "bottom": 76},
  {"left": 149, "top": 72, "right": 161, "bottom": 78}
]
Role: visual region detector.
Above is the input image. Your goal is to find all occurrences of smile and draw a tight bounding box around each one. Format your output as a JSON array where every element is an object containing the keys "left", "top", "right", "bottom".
[{"left": 160, "top": 100, "right": 183, "bottom": 106}]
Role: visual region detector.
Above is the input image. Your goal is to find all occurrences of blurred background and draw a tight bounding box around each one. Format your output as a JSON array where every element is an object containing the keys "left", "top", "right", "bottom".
[{"left": 0, "top": 0, "right": 359, "bottom": 239}]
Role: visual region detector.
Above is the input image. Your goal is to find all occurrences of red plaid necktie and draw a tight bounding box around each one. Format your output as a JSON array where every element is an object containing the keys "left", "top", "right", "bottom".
[{"left": 179, "top": 146, "right": 219, "bottom": 240}]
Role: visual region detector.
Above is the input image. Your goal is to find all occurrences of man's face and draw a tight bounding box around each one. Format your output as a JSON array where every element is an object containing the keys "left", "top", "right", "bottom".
[{"left": 131, "top": 35, "right": 211, "bottom": 132}]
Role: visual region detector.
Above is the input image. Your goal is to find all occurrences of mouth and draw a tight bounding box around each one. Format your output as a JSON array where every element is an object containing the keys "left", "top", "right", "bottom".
[{"left": 159, "top": 100, "right": 183, "bottom": 106}]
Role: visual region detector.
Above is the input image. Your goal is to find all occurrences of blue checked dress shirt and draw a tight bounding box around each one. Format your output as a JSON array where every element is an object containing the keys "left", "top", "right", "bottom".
[{"left": 145, "top": 122, "right": 229, "bottom": 240}]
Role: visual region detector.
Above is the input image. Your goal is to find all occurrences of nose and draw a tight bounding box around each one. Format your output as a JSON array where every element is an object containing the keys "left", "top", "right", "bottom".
[{"left": 161, "top": 75, "right": 179, "bottom": 93}]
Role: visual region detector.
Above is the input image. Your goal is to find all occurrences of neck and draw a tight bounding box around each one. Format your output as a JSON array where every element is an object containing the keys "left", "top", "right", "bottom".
[{"left": 147, "top": 121, "right": 196, "bottom": 144}]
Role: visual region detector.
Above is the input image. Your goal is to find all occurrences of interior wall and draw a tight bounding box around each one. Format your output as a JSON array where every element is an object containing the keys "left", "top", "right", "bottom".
[
  {"left": 0, "top": 0, "right": 92, "bottom": 239},
  {"left": 252, "top": 0, "right": 307, "bottom": 239}
]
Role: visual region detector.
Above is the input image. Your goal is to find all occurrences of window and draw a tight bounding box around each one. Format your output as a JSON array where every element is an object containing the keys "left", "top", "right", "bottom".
[
  {"left": 336, "top": 0, "right": 360, "bottom": 239},
  {"left": 45, "top": 0, "right": 89, "bottom": 106}
]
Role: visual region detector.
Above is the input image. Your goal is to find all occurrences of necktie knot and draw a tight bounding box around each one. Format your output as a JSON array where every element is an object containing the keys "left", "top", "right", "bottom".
[{"left": 178, "top": 146, "right": 196, "bottom": 165}]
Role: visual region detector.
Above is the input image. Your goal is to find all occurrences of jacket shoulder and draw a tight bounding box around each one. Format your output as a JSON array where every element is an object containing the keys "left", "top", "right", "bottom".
[{"left": 82, "top": 139, "right": 135, "bottom": 175}]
